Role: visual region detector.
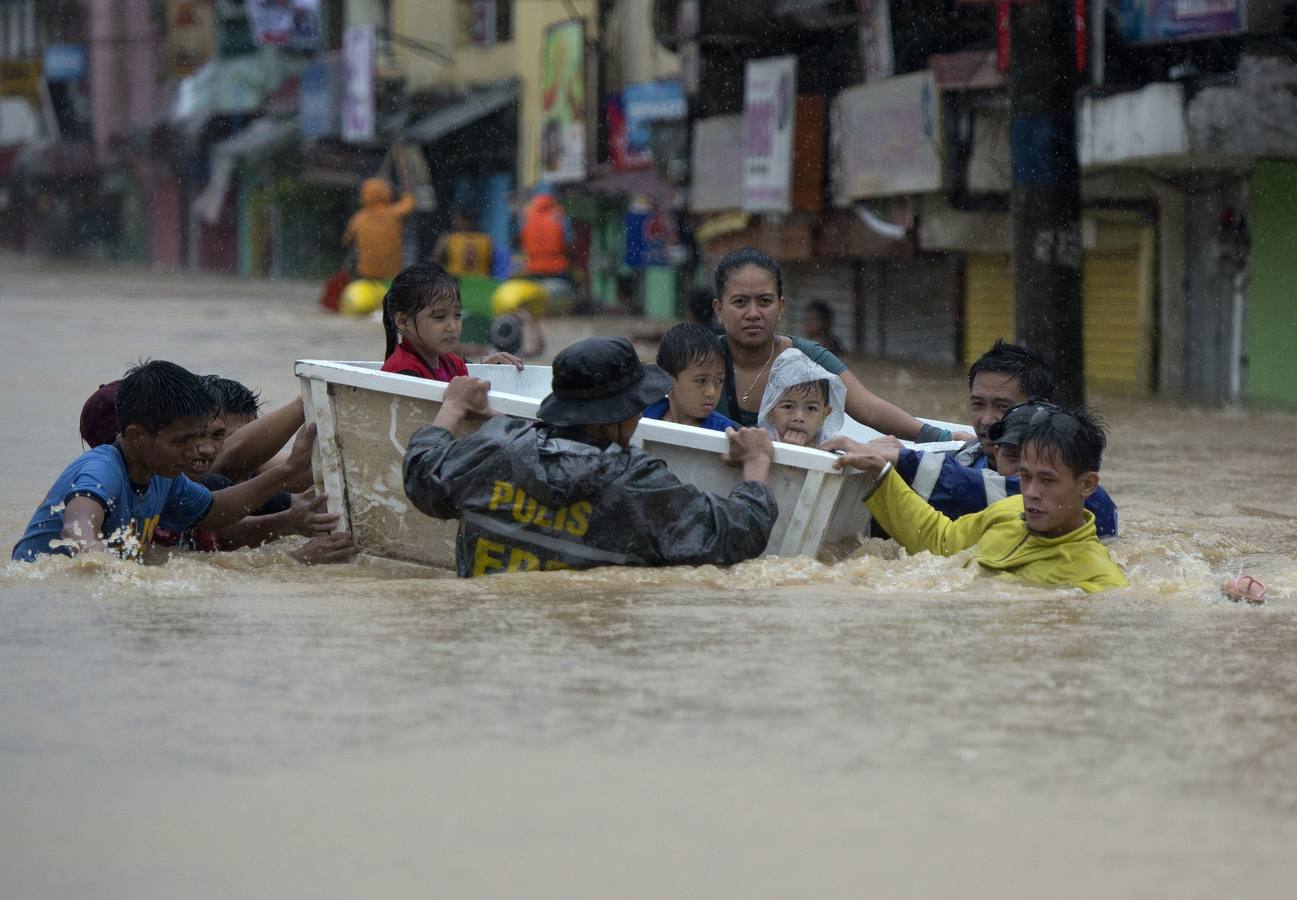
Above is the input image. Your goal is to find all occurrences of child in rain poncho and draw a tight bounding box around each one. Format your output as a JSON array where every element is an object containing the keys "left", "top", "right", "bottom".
[{"left": 757, "top": 348, "right": 847, "bottom": 447}]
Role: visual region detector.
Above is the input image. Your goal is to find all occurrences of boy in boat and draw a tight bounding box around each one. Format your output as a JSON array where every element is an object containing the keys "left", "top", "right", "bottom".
[
  {"left": 757, "top": 348, "right": 846, "bottom": 448},
  {"left": 13, "top": 361, "right": 317, "bottom": 562},
  {"left": 824, "top": 339, "right": 1119, "bottom": 538},
  {"left": 642, "top": 322, "right": 737, "bottom": 432},
  {"left": 402, "top": 336, "right": 778, "bottom": 576},
  {"left": 834, "top": 404, "right": 1127, "bottom": 593}
]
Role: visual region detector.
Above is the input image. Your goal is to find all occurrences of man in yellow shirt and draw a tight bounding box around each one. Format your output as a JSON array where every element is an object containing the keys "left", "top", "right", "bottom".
[
  {"left": 432, "top": 210, "right": 494, "bottom": 278},
  {"left": 829, "top": 403, "right": 1127, "bottom": 593}
]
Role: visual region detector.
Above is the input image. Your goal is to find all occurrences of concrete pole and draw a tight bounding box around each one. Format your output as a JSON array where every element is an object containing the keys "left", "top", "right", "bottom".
[{"left": 1009, "top": 0, "right": 1085, "bottom": 408}]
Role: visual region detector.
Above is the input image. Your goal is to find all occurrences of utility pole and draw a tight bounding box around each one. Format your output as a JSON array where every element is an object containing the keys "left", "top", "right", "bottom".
[{"left": 1008, "top": 0, "right": 1085, "bottom": 407}]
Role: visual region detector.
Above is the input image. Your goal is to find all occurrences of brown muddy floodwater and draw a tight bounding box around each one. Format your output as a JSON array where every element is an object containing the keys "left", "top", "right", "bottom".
[{"left": 1, "top": 258, "right": 1296, "bottom": 898}]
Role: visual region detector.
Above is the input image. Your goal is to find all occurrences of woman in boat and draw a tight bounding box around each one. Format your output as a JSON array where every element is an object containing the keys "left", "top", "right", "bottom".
[{"left": 710, "top": 246, "right": 958, "bottom": 443}]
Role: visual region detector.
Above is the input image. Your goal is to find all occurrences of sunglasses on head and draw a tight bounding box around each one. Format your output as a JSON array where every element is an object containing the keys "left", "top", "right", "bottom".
[{"left": 988, "top": 400, "right": 1078, "bottom": 442}]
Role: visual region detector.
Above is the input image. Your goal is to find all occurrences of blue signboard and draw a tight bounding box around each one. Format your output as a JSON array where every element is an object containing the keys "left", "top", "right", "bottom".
[
  {"left": 43, "top": 44, "right": 86, "bottom": 82},
  {"left": 1115, "top": 0, "right": 1245, "bottom": 43},
  {"left": 625, "top": 208, "right": 671, "bottom": 268},
  {"left": 620, "top": 80, "right": 686, "bottom": 168}
]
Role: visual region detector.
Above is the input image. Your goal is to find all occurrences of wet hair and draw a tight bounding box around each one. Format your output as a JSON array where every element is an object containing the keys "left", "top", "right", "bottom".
[
  {"left": 202, "top": 375, "right": 261, "bottom": 417},
  {"left": 714, "top": 246, "right": 782, "bottom": 299},
  {"left": 115, "top": 360, "right": 218, "bottom": 435},
  {"left": 382, "top": 263, "right": 462, "bottom": 359},
  {"left": 1020, "top": 406, "right": 1107, "bottom": 475},
  {"left": 656, "top": 322, "right": 724, "bottom": 376},
  {"left": 967, "top": 338, "right": 1056, "bottom": 400},
  {"left": 780, "top": 379, "right": 830, "bottom": 405}
]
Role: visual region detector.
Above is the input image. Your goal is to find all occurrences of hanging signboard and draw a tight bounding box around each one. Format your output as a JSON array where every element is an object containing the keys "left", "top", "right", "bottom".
[
  {"left": 691, "top": 114, "right": 745, "bottom": 212},
  {"left": 342, "top": 24, "right": 375, "bottom": 143},
  {"left": 1114, "top": 0, "right": 1252, "bottom": 43},
  {"left": 245, "top": 0, "right": 322, "bottom": 51},
  {"left": 538, "top": 19, "right": 587, "bottom": 184},
  {"left": 831, "top": 70, "right": 943, "bottom": 203},
  {"left": 742, "top": 55, "right": 797, "bottom": 214},
  {"left": 611, "top": 80, "right": 686, "bottom": 170}
]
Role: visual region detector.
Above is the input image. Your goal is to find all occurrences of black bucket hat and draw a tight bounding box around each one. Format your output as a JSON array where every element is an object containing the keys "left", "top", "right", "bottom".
[{"left": 538, "top": 337, "right": 671, "bottom": 426}]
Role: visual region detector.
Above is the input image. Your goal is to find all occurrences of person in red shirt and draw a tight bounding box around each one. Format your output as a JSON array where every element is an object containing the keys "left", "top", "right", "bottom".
[{"left": 380, "top": 263, "right": 523, "bottom": 379}]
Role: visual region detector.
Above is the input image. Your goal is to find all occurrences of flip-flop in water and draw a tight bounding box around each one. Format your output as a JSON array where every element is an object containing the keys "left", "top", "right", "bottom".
[{"left": 1223, "top": 575, "right": 1267, "bottom": 604}]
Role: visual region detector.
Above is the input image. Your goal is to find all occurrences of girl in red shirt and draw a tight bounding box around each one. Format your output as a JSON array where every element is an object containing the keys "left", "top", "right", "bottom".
[{"left": 380, "top": 263, "right": 522, "bottom": 379}]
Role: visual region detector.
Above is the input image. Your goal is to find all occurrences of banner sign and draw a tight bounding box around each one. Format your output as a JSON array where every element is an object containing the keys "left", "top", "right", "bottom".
[
  {"left": 625, "top": 206, "right": 673, "bottom": 268},
  {"left": 43, "top": 44, "right": 86, "bottom": 82},
  {"left": 1114, "top": 0, "right": 1246, "bottom": 43},
  {"left": 245, "top": 0, "right": 322, "bottom": 51},
  {"left": 690, "top": 114, "right": 744, "bottom": 212},
  {"left": 612, "top": 80, "right": 686, "bottom": 170},
  {"left": 742, "top": 55, "right": 797, "bottom": 213},
  {"left": 300, "top": 56, "right": 341, "bottom": 139},
  {"left": 342, "top": 25, "right": 375, "bottom": 143},
  {"left": 538, "top": 19, "right": 587, "bottom": 184},
  {"left": 831, "top": 70, "right": 942, "bottom": 202}
]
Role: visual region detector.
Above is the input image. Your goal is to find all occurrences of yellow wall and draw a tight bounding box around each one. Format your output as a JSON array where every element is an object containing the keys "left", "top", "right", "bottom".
[
  {"left": 962, "top": 214, "right": 1156, "bottom": 395},
  {"left": 386, "top": 1, "right": 676, "bottom": 188}
]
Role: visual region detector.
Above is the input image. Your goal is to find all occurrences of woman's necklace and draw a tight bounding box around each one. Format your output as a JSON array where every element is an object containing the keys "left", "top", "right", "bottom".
[{"left": 739, "top": 341, "right": 777, "bottom": 403}]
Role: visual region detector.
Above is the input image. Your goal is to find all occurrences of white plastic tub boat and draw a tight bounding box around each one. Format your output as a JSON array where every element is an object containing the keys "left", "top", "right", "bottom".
[{"left": 296, "top": 360, "right": 967, "bottom": 570}]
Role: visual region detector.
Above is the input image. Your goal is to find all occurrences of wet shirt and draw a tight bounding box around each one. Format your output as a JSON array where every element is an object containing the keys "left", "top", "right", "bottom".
[
  {"left": 12, "top": 444, "right": 213, "bottom": 561},
  {"left": 895, "top": 447, "right": 1120, "bottom": 538},
  {"left": 381, "top": 340, "right": 469, "bottom": 382},
  {"left": 719, "top": 336, "right": 847, "bottom": 427},
  {"left": 403, "top": 417, "right": 778, "bottom": 577},
  {"left": 642, "top": 397, "right": 738, "bottom": 433},
  {"left": 866, "top": 467, "right": 1127, "bottom": 593}
]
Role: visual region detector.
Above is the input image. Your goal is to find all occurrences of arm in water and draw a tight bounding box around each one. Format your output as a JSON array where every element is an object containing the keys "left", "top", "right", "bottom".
[
  {"left": 199, "top": 425, "right": 317, "bottom": 532},
  {"left": 213, "top": 397, "right": 310, "bottom": 490}
]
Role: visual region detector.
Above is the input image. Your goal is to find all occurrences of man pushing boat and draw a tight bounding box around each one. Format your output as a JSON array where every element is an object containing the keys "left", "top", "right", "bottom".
[{"left": 402, "top": 336, "right": 778, "bottom": 576}]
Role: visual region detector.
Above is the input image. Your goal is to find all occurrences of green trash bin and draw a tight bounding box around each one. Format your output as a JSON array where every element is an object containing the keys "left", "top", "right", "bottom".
[{"left": 458, "top": 274, "right": 500, "bottom": 344}]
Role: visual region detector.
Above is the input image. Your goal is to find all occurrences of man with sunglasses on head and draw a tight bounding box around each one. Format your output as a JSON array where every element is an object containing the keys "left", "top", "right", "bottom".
[
  {"left": 832, "top": 404, "right": 1127, "bottom": 593},
  {"left": 823, "top": 339, "right": 1118, "bottom": 537}
]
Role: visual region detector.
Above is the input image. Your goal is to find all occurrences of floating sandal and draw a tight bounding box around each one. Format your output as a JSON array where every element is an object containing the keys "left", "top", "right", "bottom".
[{"left": 1222, "top": 575, "right": 1267, "bottom": 605}]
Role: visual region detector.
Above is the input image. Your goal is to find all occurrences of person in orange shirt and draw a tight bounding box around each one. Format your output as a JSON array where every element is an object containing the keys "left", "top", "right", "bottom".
[
  {"left": 343, "top": 177, "right": 416, "bottom": 281},
  {"left": 519, "top": 187, "right": 572, "bottom": 278},
  {"left": 432, "top": 210, "right": 493, "bottom": 278}
]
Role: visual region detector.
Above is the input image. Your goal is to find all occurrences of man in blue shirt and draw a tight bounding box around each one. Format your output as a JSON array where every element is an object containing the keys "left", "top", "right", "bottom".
[
  {"left": 824, "top": 339, "right": 1118, "bottom": 538},
  {"left": 13, "top": 360, "right": 316, "bottom": 561}
]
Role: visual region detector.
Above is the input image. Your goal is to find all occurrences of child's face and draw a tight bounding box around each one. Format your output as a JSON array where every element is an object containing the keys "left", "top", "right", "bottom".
[
  {"left": 126, "top": 416, "right": 208, "bottom": 479},
  {"left": 1016, "top": 442, "right": 1098, "bottom": 538},
  {"left": 769, "top": 384, "right": 831, "bottom": 447},
  {"left": 668, "top": 356, "right": 726, "bottom": 425},
  {"left": 186, "top": 411, "right": 257, "bottom": 479},
  {"left": 992, "top": 442, "right": 1022, "bottom": 476},
  {"left": 400, "top": 298, "right": 463, "bottom": 361}
]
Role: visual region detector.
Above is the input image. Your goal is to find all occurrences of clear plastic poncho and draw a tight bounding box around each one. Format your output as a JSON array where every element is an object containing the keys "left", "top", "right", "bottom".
[{"left": 757, "top": 348, "right": 847, "bottom": 445}]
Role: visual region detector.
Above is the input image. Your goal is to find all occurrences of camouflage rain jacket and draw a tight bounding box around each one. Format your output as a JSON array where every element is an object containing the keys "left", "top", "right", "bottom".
[{"left": 403, "top": 417, "right": 777, "bottom": 577}]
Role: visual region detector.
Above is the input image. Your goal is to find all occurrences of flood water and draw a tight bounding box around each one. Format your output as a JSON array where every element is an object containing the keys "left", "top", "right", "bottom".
[{"left": 2, "top": 258, "right": 1296, "bottom": 898}]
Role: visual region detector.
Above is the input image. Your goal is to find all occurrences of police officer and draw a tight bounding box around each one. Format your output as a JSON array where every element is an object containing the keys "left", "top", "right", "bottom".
[{"left": 403, "top": 337, "right": 778, "bottom": 577}]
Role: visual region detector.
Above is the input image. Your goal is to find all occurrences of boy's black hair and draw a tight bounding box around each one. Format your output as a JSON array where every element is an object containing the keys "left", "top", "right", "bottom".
[
  {"left": 115, "top": 360, "right": 218, "bottom": 435},
  {"left": 967, "top": 338, "right": 1056, "bottom": 400},
  {"left": 714, "top": 246, "right": 783, "bottom": 299},
  {"left": 202, "top": 375, "right": 261, "bottom": 417},
  {"left": 656, "top": 322, "right": 724, "bottom": 376},
  {"left": 1020, "top": 406, "right": 1107, "bottom": 475},
  {"left": 781, "top": 379, "right": 830, "bottom": 405},
  {"left": 382, "top": 262, "right": 462, "bottom": 359}
]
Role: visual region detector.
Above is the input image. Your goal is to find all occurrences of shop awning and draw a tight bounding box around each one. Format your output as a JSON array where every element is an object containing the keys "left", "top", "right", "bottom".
[
  {"left": 583, "top": 165, "right": 679, "bottom": 207},
  {"left": 404, "top": 82, "right": 518, "bottom": 144}
]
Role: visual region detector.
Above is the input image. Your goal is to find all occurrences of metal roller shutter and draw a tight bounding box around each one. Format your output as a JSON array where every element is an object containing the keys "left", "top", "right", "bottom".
[
  {"left": 875, "top": 256, "right": 960, "bottom": 366},
  {"left": 784, "top": 262, "right": 859, "bottom": 353},
  {"left": 963, "top": 254, "right": 1013, "bottom": 368}
]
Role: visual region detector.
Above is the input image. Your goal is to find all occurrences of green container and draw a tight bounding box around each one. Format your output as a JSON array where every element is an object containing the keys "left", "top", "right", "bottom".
[{"left": 458, "top": 274, "right": 500, "bottom": 344}]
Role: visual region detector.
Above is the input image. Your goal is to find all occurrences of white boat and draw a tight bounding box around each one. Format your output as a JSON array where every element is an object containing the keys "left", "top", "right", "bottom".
[{"left": 295, "top": 360, "right": 968, "bottom": 570}]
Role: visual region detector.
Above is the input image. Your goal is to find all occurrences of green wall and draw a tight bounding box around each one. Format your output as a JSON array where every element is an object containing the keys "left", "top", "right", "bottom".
[{"left": 1247, "top": 161, "right": 1297, "bottom": 409}]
